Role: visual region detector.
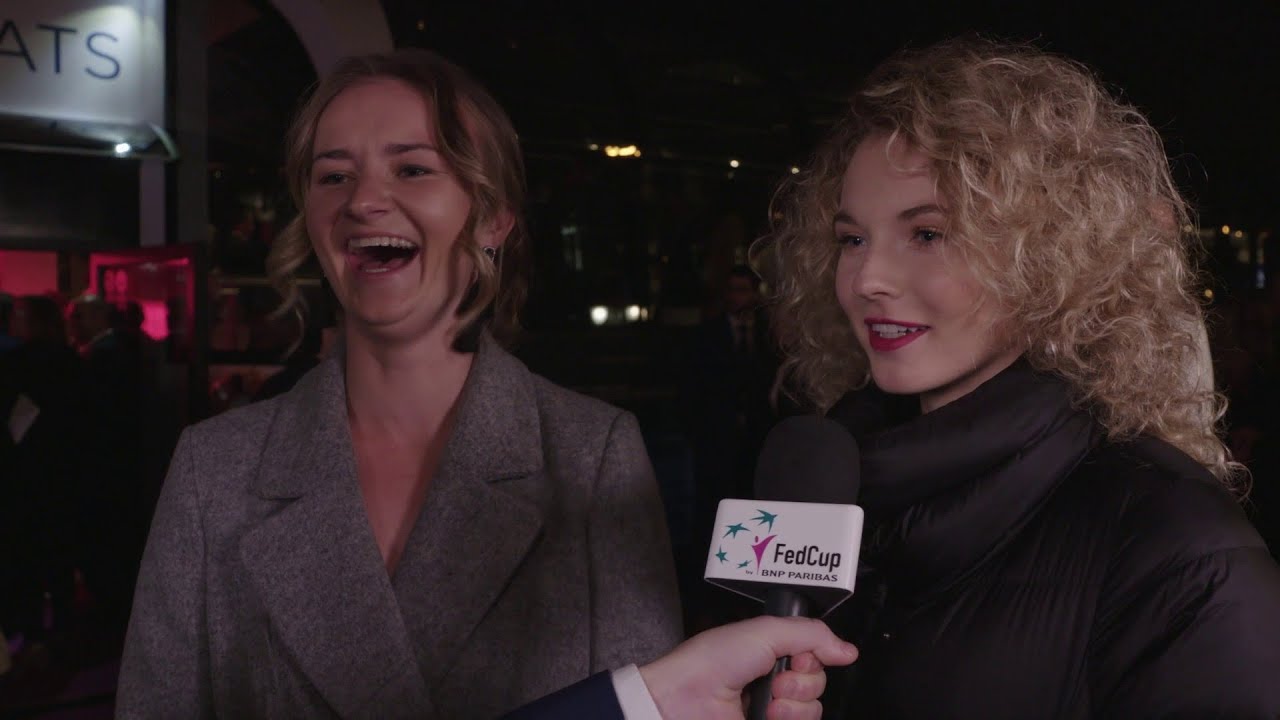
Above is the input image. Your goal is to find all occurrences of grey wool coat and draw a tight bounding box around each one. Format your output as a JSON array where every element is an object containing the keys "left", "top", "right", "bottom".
[{"left": 116, "top": 334, "right": 683, "bottom": 719}]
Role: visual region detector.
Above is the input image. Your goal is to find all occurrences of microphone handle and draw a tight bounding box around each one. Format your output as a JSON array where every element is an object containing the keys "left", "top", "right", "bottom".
[{"left": 747, "top": 588, "right": 813, "bottom": 720}]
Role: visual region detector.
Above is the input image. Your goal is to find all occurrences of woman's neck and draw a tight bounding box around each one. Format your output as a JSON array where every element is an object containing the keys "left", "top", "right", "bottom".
[
  {"left": 342, "top": 326, "right": 474, "bottom": 445},
  {"left": 918, "top": 347, "right": 1024, "bottom": 414}
]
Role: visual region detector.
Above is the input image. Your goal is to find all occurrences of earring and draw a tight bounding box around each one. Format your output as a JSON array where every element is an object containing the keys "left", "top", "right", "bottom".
[{"left": 482, "top": 246, "right": 498, "bottom": 261}]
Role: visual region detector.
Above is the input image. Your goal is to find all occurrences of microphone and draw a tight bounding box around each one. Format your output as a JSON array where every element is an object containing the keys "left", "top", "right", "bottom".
[{"left": 702, "top": 416, "right": 862, "bottom": 720}]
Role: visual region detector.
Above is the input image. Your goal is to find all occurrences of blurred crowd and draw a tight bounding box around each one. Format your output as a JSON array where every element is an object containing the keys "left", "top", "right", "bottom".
[{"left": 0, "top": 293, "right": 181, "bottom": 673}]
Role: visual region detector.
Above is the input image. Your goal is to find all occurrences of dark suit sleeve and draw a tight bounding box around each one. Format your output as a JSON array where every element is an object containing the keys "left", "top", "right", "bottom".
[{"left": 500, "top": 672, "right": 624, "bottom": 720}]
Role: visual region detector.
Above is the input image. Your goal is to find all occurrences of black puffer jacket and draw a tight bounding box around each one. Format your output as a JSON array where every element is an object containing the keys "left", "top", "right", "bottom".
[{"left": 822, "top": 361, "right": 1280, "bottom": 719}]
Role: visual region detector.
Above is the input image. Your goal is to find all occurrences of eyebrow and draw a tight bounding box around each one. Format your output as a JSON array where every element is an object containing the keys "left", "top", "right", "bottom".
[
  {"left": 312, "top": 142, "right": 440, "bottom": 163},
  {"left": 832, "top": 203, "right": 947, "bottom": 228},
  {"left": 899, "top": 203, "right": 946, "bottom": 221}
]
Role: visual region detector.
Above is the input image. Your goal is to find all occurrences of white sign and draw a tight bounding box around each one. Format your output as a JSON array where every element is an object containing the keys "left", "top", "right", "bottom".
[
  {"left": 0, "top": 0, "right": 165, "bottom": 128},
  {"left": 704, "top": 498, "right": 863, "bottom": 615}
]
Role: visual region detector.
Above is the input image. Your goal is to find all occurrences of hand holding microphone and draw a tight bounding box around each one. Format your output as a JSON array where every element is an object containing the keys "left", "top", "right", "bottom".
[
  {"left": 703, "top": 416, "right": 864, "bottom": 720},
  {"left": 499, "top": 612, "right": 856, "bottom": 720},
  {"left": 638, "top": 615, "right": 858, "bottom": 720},
  {"left": 503, "top": 417, "right": 863, "bottom": 720}
]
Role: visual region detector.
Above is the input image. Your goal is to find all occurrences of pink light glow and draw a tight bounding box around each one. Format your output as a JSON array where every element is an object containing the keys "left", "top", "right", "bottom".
[
  {"left": 88, "top": 248, "right": 195, "bottom": 344},
  {"left": 138, "top": 299, "right": 169, "bottom": 340},
  {"left": 0, "top": 250, "right": 58, "bottom": 296},
  {"left": 88, "top": 252, "right": 189, "bottom": 296}
]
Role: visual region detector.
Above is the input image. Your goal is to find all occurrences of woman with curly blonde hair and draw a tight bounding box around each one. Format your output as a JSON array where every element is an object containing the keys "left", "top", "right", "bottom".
[{"left": 757, "top": 37, "right": 1280, "bottom": 717}]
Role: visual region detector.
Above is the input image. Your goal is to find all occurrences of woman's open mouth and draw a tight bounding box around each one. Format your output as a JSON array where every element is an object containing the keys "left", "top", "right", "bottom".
[{"left": 346, "top": 236, "right": 421, "bottom": 274}]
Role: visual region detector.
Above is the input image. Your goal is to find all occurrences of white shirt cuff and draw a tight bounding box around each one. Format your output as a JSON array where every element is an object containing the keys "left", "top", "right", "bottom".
[{"left": 610, "top": 663, "right": 664, "bottom": 720}]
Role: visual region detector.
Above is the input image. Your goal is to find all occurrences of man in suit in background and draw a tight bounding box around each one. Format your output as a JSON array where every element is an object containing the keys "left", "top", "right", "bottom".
[
  {"left": 691, "top": 264, "right": 782, "bottom": 508},
  {"left": 687, "top": 265, "right": 783, "bottom": 629}
]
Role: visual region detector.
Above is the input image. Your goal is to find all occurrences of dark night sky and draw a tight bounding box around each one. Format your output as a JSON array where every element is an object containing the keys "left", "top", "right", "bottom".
[
  {"left": 381, "top": 0, "right": 1280, "bottom": 229},
  {"left": 212, "top": 0, "right": 1280, "bottom": 232}
]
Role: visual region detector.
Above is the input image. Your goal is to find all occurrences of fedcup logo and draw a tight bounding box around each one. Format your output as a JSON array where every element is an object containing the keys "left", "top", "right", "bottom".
[
  {"left": 706, "top": 499, "right": 862, "bottom": 613},
  {"left": 713, "top": 508, "right": 781, "bottom": 575},
  {"left": 710, "top": 502, "right": 847, "bottom": 583}
]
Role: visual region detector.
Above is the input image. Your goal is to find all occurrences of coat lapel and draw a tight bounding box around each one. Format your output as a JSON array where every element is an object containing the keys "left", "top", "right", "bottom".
[
  {"left": 239, "top": 353, "right": 433, "bottom": 718},
  {"left": 390, "top": 333, "right": 546, "bottom": 690}
]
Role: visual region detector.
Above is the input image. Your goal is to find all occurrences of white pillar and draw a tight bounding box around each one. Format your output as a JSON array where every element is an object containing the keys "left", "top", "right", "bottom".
[
  {"left": 268, "top": 0, "right": 393, "bottom": 74},
  {"left": 139, "top": 158, "right": 165, "bottom": 247},
  {"left": 173, "top": 0, "right": 208, "bottom": 246}
]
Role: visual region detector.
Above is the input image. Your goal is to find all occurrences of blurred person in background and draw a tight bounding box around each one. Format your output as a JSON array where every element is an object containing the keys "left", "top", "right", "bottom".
[
  {"left": 0, "top": 293, "right": 18, "bottom": 353},
  {"left": 685, "top": 264, "right": 781, "bottom": 630},
  {"left": 66, "top": 294, "right": 147, "bottom": 634},
  {"left": 0, "top": 296, "right": 86, "bottom": 651}
]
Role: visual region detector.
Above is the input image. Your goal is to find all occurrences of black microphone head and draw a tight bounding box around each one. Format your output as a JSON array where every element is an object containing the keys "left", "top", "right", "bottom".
[{"left": 754, "top": 415, "right": 861, "bottom": 505}]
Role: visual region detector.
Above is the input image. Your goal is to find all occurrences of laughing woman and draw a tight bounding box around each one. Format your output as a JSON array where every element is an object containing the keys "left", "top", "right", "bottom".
[
  {"left": 759, "top": 38, "right": 1280, "bottom": 718},
  {"left": 117, "top": 50, "right": 681, "bottom": 719}
]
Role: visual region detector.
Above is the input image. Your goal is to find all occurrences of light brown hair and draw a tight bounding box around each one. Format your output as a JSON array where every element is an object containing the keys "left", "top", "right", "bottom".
[{"left": 267, "top": 48, "right": 529, "bottom": 349}]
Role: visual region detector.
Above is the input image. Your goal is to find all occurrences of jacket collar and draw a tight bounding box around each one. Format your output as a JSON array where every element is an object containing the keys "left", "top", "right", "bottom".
[
  {"left": 240, "top": 331, "right": 546, "bottom": 715},
  {"left": 251, "top": 330, "right": 543, "bottom": 500},
  {"left": 829, "top": 359, "right": 1103, "bottom": 601}
]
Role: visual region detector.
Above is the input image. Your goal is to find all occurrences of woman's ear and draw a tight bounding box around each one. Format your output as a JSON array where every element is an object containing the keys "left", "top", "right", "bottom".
[{"left": 476, "top": 208, "right": 516, "bottom": 250}]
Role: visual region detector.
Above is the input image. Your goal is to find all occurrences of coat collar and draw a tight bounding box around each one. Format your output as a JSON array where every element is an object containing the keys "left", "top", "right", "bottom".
[
  {"left": 829, "top": 360, "right": 1104, "bottom": 601},
  {"left": 250, "top": 331, "right": 543, "bottom": 499},
  {"left": 240, "top": 331, "right": 545, "bottom": 715}
]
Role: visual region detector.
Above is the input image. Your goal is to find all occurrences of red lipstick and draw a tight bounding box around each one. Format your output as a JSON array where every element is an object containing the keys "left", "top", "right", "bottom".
[{"left": 864, "top": 318, "right": 929, "bottom": 352}]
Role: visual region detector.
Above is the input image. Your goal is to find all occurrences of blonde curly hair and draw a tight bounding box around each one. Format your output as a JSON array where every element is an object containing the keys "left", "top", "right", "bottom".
[
  {"left": 755, "top": 38, "right": 1240, "bottom": 486},
  {"left": 267, "top": 49, "right": 529, "bottom": 349}
]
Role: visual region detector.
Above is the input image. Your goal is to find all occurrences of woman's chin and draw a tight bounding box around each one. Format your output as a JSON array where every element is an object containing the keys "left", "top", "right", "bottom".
[{"left": 868, "top": 366, "right": 935, "bottom": 398}]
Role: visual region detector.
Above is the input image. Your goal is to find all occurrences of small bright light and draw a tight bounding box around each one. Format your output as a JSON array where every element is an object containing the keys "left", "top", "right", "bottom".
[
  {"left": 603, "top": 144, "right": 640, "bottom": 158},
  {"left": 790, "top": 166, "right": 800, "bottom": 174},
  {"left": 1222, "top": 225, "right": 1231, "bottom": 235},
  {"left": 625, "top": 305, "right": 641, "bottom": 322},
  {"left": 588, "top": 143, "right": 599, "bottom": 151},
  {"left": 416, "top": 19, "right": 425, "bottom": 30},
  {"left": 729, "top": 159, "right": 740, "bottom": 168},
  {"left": 1203, "top": 288, "right": 1215, "bottom": 300},
  {"left": 114, "top": 142, "right": 131, "bottom": 155},
  {"left": 1234, "top": 230, "right": 1244, "bottom": 238},
  {"left": 590, "top": 306, "right": 609, "bottom": 326},
  {"left": 640, "top": 307, "right": 649, "bottom": 321}
]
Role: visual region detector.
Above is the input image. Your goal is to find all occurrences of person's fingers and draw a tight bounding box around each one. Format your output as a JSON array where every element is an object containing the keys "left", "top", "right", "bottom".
[
  {"left": 809, "top": 635, "right": 857, "bottom": 667},
  {"left": 770, "top": 666, "right": 827, "bottom": 702},
  {"left": 787, "top": 651, "right": 822, "bottom": 674},
  {"left": 766, "top": 698, "right": 824, "bottom": 720},
  {"left": 748, "top": 616, "right": 858, "bottom": 667}
]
